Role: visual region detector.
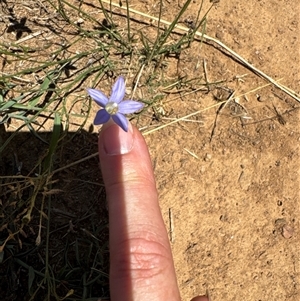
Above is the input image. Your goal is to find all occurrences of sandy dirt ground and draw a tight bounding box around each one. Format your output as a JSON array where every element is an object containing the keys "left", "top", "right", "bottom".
[{"left": 147, "top": 1, "right": 300, "bottom": 300}]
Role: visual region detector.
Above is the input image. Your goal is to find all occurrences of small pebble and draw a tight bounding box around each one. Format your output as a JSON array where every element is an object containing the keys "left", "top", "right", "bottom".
[
  {"left": 75, "top": 18, "right": 84, "bottom": 25},
  {"left": 204, "top": 153, "right": 212, "bottom": 161},
  {"left": 282, "top": 224, "right": 294, "bottom": 239}
]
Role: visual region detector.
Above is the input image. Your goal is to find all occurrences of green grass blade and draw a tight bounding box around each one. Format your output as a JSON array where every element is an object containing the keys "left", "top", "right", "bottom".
[
  {"left": 28, "top": 266, "right": 35, "bottom": 294},
  {"left": 42, "top": 113, "right": 62, "bottom": 172},
  {"left": 148, "top": 0, "right": 193, "bottom": 62}
]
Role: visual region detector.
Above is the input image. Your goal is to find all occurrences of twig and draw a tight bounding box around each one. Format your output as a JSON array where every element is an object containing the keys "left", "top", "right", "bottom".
[
  {"left": 52, "top": 152, "right": 99, "bottom": 175},
  {"left": 14, "top": 31, "right": 43, "bottom": 44},
  {"left": 169, "top": 208, "right": 174, "bottom": 243},
  {"left": 209, "top": 91, "right": 235, "bottom": 142},
  {"left": 203, "top": 58, "right": 210, "bottom": 91}
]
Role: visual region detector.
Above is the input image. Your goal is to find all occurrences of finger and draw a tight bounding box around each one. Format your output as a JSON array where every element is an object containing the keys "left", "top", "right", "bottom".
[{"left": 98, "top": 121, "right": 181, "bottom": 301}]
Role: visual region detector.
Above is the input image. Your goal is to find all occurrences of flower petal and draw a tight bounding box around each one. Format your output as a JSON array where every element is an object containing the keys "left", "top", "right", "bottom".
[
  {"left": 87, "top": 88, "right": 108, "bottom": 107},
  {"left": 110, "top": 76, "right": 125, "bottom": 104},
  {"left": 112, "top": 113, "right": 128, "bottom": 132},
  {"left": 94, "top": 109, "right": 110, "bottom": 125},
  {"left": 118, "top": 100, "right": 144, "bottom": 114}
]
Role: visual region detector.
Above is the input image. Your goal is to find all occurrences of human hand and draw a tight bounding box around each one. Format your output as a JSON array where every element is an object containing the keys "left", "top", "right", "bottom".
[{"left": 98, "top": 121, "right": 209, "bottom": 301}]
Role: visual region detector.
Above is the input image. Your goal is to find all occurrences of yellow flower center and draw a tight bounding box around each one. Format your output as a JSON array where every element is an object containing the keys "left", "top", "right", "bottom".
[{"left": 105, "top": 102, "right": 119, "bottom": 115}]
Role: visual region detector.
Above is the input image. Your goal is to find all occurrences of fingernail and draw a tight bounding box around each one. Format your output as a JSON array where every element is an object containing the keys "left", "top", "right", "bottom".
[{"left": 102, "top": 122, "right": 134, "bottom": 155}]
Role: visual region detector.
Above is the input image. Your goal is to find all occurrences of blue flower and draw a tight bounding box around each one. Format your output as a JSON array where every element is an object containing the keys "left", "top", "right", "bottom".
[{"left": 87, "top": 76, "right": 144, "bottom": 132}]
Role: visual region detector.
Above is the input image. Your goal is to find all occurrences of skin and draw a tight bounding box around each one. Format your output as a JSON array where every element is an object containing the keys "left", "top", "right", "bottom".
[{"left": 98, "top": 120, "right": 209, "bottom": 301}]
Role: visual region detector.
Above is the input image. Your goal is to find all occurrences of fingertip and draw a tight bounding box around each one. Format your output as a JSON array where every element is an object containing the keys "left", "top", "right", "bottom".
[{"left": 99, "top": 120, "right": 134, "bottom": 155}]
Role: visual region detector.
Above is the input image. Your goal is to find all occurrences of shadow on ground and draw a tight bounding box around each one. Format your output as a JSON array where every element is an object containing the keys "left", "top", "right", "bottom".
[{"left": 0, "top": 126, "right": 109, "bottom": 300}]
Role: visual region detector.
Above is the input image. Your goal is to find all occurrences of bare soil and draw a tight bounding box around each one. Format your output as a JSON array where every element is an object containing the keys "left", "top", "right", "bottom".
[{"left": 149, "top": 1, "right": 300, "bottom": 300}]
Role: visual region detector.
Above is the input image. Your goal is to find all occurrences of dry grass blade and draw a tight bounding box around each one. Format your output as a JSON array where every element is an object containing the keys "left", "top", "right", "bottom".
[
  {"left": 52, "top": 80, "right": 278, "bottom": 176},
  {"left": 100, "top": 0, "right": 300, "bottom": 103}
]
